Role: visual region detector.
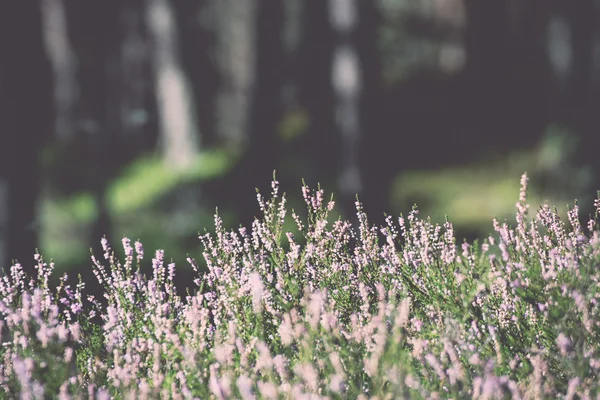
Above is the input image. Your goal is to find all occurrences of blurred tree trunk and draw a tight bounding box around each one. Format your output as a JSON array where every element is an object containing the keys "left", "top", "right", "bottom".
[
  {"left": 63, "top": 1, "right": 122, "bottom": 297},
  {"left": 355, "top": 1, "right": 387, "bottom": 223},
  {"left": 146, "top": 0, "right": 200, "bottom": 171},
  {"left": 505, "top": 0, "right": 551, "bottom": 139},
  {"left": 120, "top": 2, "right": 154, "bottom": 150},
  {"left": 0, "top": 183, "right": 6, "bottom": 270},
  {"left": 567, "top": 0, "right": 594, "bottom": 117},
  {"left": 567, "top": 0, "right": 600, "bottom": 193},
  {"left": 91, "top": 4, "right": 120, "bottom": 279},
  {"left": 463, "top": 0, "right": 549, "bottom": 155},
  {"left": 0, "top": 1, "right": 54, "bottom": 273},
  {"left": 246, "top": 0, "right": 284, "bottom": 215},
  {"left": 282, "top": 0, "right": 304, "bottom": 110},
  {"left": 277, "top": 0, "right": 305, "bottom": 186},
  {"left": 544, "top": 0, "right": 598, "bottom": 193},
  {"left": 297, "top": 1, "right": 337, "bottom": 189},
  {"left": 214, "top": 0, "right": 283, "bottom": 228},
  {"left": 463, "top": 0, "right": 510, "bottom": 147},
  {"left": 464, "top": 1, "right": 509, "bottom": 91},
  {"left": 174, "top": 0, "right": 219, "bottom": 147},
  {"left": 213, "top": 0, "right": 256, "bottom": 151},
  {"left": 41, "top": 0, "right": 77, "bottom": 142},
  {"left": 329, "top": 0, "right": 362, "bottom": 217}
]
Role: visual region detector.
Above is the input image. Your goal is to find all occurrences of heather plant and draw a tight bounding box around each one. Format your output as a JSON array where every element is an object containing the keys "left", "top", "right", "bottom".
[{"left": 2, "top": 173, "right": 600, "bottom": 398}]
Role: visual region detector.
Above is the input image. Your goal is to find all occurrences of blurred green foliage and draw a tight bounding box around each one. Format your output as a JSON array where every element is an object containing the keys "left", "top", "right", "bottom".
[
  {"left": 40, "top": 149, "right": 236, "bottom": 269},
  {"left": 390, "top": 126, "right": 594, "bottom": 239}
]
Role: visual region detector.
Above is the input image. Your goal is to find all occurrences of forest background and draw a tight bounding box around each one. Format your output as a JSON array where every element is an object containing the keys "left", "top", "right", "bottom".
[{"left": 1, "top": 0, "right": 599, "bottom": 297}]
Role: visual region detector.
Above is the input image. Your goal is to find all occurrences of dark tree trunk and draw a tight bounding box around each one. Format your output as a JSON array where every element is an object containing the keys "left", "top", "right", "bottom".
[
  {"left": 119, "top": 1, "right": 155, "bottom": 150},
  {"left": 226, "top": 0, "right": 284, "bottom": 228},
  {"left": 463, "top": 0, "right": 511, "bottom": 148},
  {"left": 355, "top": 1, "right": 387, "bottom": 223},
  {"left": 567, "top": 0, "right": 600, "bottom": 198},
  {"left": 0, "top": 1, "right": 54, "bottom": 275},
  {"left": 248, "top": 0, "right": 285, "bottom": 181},
  {"left": 329, "top": 0, "right": 362, "bottom": 220},
  {"left": 65, "top": 1, "right": 123, "bottom": 297},
  {"left": 568, "top": 0, "right": 597, "bottom": 134},
  {"left": 297, "top": 1, "right": 338, "bottom": 187}
]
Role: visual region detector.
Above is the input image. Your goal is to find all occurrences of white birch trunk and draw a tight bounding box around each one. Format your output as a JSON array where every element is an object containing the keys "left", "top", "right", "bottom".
[{"left": 146, "top": 0, "right": 199, "bottom": 171}]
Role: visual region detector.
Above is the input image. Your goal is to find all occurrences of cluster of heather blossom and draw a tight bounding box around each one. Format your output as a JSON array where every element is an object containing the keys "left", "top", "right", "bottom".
[{"left": 2, "top": 173, "right": 600, "bottom": 398}]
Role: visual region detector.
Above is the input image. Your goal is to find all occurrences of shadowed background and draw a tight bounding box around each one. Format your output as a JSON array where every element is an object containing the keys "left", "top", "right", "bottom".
[{"left": 0, "top": 0, "right": 599, "bottom": 297}]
